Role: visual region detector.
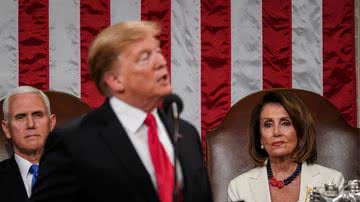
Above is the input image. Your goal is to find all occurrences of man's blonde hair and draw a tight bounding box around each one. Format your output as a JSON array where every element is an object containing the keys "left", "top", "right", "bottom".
[{"left": 88, "top": 21, "right": 161, "bottom": 96}]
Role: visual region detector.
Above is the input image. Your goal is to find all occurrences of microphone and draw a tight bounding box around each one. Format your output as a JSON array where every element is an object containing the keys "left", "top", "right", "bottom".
[
  {"left": 163, "top": 94, "right": 183, "bottom": 202},
  {"left": 163, "top": 94, "right": 183, "bottom": 117},
  {"left": 163, "top": 93, "right": 183, "bottom": 147}
]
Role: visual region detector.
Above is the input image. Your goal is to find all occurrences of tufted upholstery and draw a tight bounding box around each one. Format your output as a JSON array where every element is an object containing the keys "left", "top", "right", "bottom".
[{"left": 206, "top": 88, "right": 360, "bottom": 202}]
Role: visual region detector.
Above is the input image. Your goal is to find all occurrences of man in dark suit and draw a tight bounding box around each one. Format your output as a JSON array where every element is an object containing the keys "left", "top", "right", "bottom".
[
  {"left": 31, "top": 21, "right": 212, "bottom": 202},
  {"left": 0, "top": 86, "right": 56, "bottom": 202}
]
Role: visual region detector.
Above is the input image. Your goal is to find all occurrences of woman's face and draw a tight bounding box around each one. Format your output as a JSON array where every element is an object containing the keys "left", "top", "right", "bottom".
[{"left": 259, "top": 103, "right": 298, "bottom": 160}]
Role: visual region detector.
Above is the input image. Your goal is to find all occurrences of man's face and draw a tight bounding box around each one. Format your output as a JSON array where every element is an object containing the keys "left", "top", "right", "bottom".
[
  {"left": 114, "top": 35, "right": 172, "bottom": 103},
  {"left": 1, "top": 93, "right": 56, "bottom": 156}
]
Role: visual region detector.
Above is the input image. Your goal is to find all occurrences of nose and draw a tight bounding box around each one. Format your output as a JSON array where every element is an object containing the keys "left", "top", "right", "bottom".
[
  {"left": 26, "top": 116, "right": 35, "bottom": 129},
  {"left": 273, "top": 125, "right": 281, "bottom": 136},
  {"left": 154, "top": 51, "right": 167, "bottom": 69}
]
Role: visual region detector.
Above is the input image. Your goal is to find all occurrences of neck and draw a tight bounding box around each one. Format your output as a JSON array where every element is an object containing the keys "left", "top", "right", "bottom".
[
  {"left": 15, "top": 150, "right": 42, "bottom": 164},
  {"left": 268, "top": 158, "right": 298, "bottom": 179},
  {"left": 114, "top": 94, "right": 163, "bottom": 113}
]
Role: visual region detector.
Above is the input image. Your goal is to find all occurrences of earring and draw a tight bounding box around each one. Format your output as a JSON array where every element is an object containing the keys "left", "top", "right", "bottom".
[{"left": 260, "top": 144, "right": 264, "bottom": 149}]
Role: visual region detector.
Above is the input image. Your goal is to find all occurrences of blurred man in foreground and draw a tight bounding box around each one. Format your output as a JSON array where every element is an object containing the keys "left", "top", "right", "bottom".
[{"left": 31, "top": 21, "right": 212, "bottom": 202}]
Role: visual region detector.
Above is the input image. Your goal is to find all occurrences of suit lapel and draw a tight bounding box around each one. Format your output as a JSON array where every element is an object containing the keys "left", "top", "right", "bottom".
[
  {"left": 96, "top": 101, "right": 158, "bottom": 201},
  {"left": 5, "top": 157, "right": 28, "bottom": 201},
  {"left": 248, "top": 166, "right": 272, "bottom": 202},
  {"left": 158, "top": 109, "right": 194, "bottom": 197},
  {"left": 157, "top": 109, "right": 175, "bottom": 143}
]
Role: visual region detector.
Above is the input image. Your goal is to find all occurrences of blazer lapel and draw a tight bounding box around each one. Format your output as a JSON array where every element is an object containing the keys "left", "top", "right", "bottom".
[
  {"left": 96, "top": 101, "right": 158, "bottom": 201},
  {"left": 242, "top": 162, "right": 323, "bottom": 202},
  {"left": 299, "top": 162, "right": 320, "bottom": 202},
  {"left": 248, "top": 166, "right": 272, "bottom": 202}
]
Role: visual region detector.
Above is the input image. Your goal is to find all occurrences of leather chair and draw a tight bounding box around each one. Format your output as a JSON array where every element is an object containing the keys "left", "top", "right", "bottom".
[
  {"left": 206, "top": 88, "right": 360, "bottom": 202},
  {"left": 0, "top": 90, "right": 92, "bottom": 161}
]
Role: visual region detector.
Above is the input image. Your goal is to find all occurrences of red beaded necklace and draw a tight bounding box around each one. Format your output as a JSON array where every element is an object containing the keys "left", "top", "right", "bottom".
[{"left": 266, "top": 161, "right": 302, "bottom": 189}]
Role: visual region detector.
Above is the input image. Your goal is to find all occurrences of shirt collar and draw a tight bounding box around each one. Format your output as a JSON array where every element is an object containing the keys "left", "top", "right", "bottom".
[
  {"left": 14, "top": 153, "right": 34, "bottom": 178},
  {"left": 109, "top": 96, "right": 158, "bottom": 133}
]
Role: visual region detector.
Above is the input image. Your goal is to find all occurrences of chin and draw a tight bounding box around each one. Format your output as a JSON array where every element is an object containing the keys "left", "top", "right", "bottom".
[{"left": 269, "top": 151, "right": 292, "bottom": 158}]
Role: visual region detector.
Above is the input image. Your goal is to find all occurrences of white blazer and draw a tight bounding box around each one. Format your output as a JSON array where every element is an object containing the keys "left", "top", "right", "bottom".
[{"left": 227, "top": 162, "right": 344, "bottom": 202}]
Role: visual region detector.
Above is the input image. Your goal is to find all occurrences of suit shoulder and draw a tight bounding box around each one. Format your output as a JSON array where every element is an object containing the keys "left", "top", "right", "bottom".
[
  {"left": 44, "top": 114, "right": 89, "bottom": 151},
  {"left": 306, "top": 163, "right": 345, "bottom": 187},
  {"left": 230, "top": 166, "right": 263, "bottom": 185},
  {"left": 45, "top": 102, "right": 113, "bottom": 148},
  {"left": 78, "top": 101, "right": 116, "bottom": 127},
  {"left": 179, "top": 118, "right": 197, "bottom": 131},
  {"left": 0, "top": 158, "right": 14, "bottom": 171},
  {"left": 59, "top": 102, "right": 111, "bottom": 133},
  {"left": 80, "top": 107, "right": 101, "bottom": 124},
  {"left": 309, "top": 163, "right": 343, "bottom": 176}
]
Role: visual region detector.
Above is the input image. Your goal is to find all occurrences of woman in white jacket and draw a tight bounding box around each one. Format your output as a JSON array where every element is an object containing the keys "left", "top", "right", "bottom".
[{"left": 227, "top": 91, "right": 344, "bottom": 202}]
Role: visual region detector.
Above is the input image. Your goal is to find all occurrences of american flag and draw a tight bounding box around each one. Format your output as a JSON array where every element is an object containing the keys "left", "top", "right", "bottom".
[{"left": 0, "top": 0, "right": 358, "bottom": 146}]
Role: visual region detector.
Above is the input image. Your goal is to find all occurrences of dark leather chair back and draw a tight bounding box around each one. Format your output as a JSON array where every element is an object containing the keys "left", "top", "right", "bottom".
[
  {"left": 206, "top": 88, "right": 360, "bottom": 202},
  {"left": 0, "top": 90, "right": 92, "bottom": 161}
]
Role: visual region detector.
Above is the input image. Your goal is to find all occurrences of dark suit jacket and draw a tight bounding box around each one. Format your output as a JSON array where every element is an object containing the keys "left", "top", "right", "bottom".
[
  {"left": 0, "top": 157, "right": 29, "bottom": 202},
  {"left": 31, "top": 100, "right": 212, "bottom": 202}
]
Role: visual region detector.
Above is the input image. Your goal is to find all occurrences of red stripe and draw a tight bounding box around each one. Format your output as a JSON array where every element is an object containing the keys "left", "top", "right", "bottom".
[
  {"left": 18, "top": 0, "right": 49, "bottom": 90},
  {"left": 323, "top": 0, "right": 357, "bottom": 127},
  {"left": 262, "top": 0, "right": 292, "bottom": 88},
  {"left": 141, "top": 0, "right": 171, "bottom": 78},
  {"left": 201, "top": 0, "right": 232, "bottom": 149},
  {"left": 80, "top": 0, "right": 110, "bottom": 108}
]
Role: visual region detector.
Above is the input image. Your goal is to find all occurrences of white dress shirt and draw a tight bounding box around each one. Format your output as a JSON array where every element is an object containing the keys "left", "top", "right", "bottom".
[
  {"left": 109, "top": 96, "right": 183, "bottom": 190},
  {"left": 14, "top": 154, "right": 38, "bottom": 197}
]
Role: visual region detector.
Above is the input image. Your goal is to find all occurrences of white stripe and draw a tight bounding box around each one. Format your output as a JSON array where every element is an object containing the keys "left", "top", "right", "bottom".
[
  {"left": 0, "top": 0, "right": 18, "bottom": 99},
  {"left": 110, "top": 0, "right": 141, "bottom": 24},
  {"left": 49, "top": 0, "right": 81, "bottom": 97},
  {"left": 231, "top": 0, "right": 263, "bottom": 105},
  {"left": 171, "top": 0, "right": 201, "bottom": 132},
  {"left": 292, "top": 0, "right": 323, "bottom": 94}
]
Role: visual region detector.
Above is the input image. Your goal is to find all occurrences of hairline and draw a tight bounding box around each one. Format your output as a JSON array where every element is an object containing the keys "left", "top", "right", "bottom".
[
  {"left": 2, "top": 86, "right": 51, "bottom": 121},
  {"left": 250, "top": 91, "right": 316, "bottom": 165}
]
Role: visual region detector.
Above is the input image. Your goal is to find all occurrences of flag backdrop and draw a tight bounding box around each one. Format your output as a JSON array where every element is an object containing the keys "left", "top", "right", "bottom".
[{"left": 0, "top": 0, "right": 358, "bottom": 148}]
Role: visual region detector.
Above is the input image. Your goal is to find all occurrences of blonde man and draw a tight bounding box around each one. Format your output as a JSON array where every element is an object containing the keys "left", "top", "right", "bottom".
[{"left": 32, "top": 21, "right": 212, "bottom": 202}]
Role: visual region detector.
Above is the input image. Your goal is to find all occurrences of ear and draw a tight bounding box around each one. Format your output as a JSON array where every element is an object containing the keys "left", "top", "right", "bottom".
[
  {"left": 49, "top": 114, "right": 57, "bottom": 132},
  {"left": 103, "top": 70, "right": 124, "bottom": 93},
  {"left": 1, "top": 120, "right": 12, "bottom": 140}
]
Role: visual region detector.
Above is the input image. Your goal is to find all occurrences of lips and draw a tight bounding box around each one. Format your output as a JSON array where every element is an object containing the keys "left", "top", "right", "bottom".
[
  {"left": 272, "top": 141, "right": 284, "bottom": 146},
  {"left": 25, "top": 134, "right": 40, "bottom": 139}
]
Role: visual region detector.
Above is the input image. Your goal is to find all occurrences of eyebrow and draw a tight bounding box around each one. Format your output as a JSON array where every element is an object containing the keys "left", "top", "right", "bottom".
[
  {"left": 261, "top": 116, "right": 291, "bottom": 120},
  {"left": 14, "top": 112, "right": 26, "bottom": 117},
  {"left": 14, "top": 110, "right": 45, "bottom": 117},
  {"left": 137, "top": 49, "right": 151, "bottom": 56},
  {"left": 32, "top": 110, "right": 44, "bottom": 114}
]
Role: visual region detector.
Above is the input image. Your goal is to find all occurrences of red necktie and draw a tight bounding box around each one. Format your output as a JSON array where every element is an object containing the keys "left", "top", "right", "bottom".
[{"left": 145, "top": 113, "right": 174, "bottom": 202}]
